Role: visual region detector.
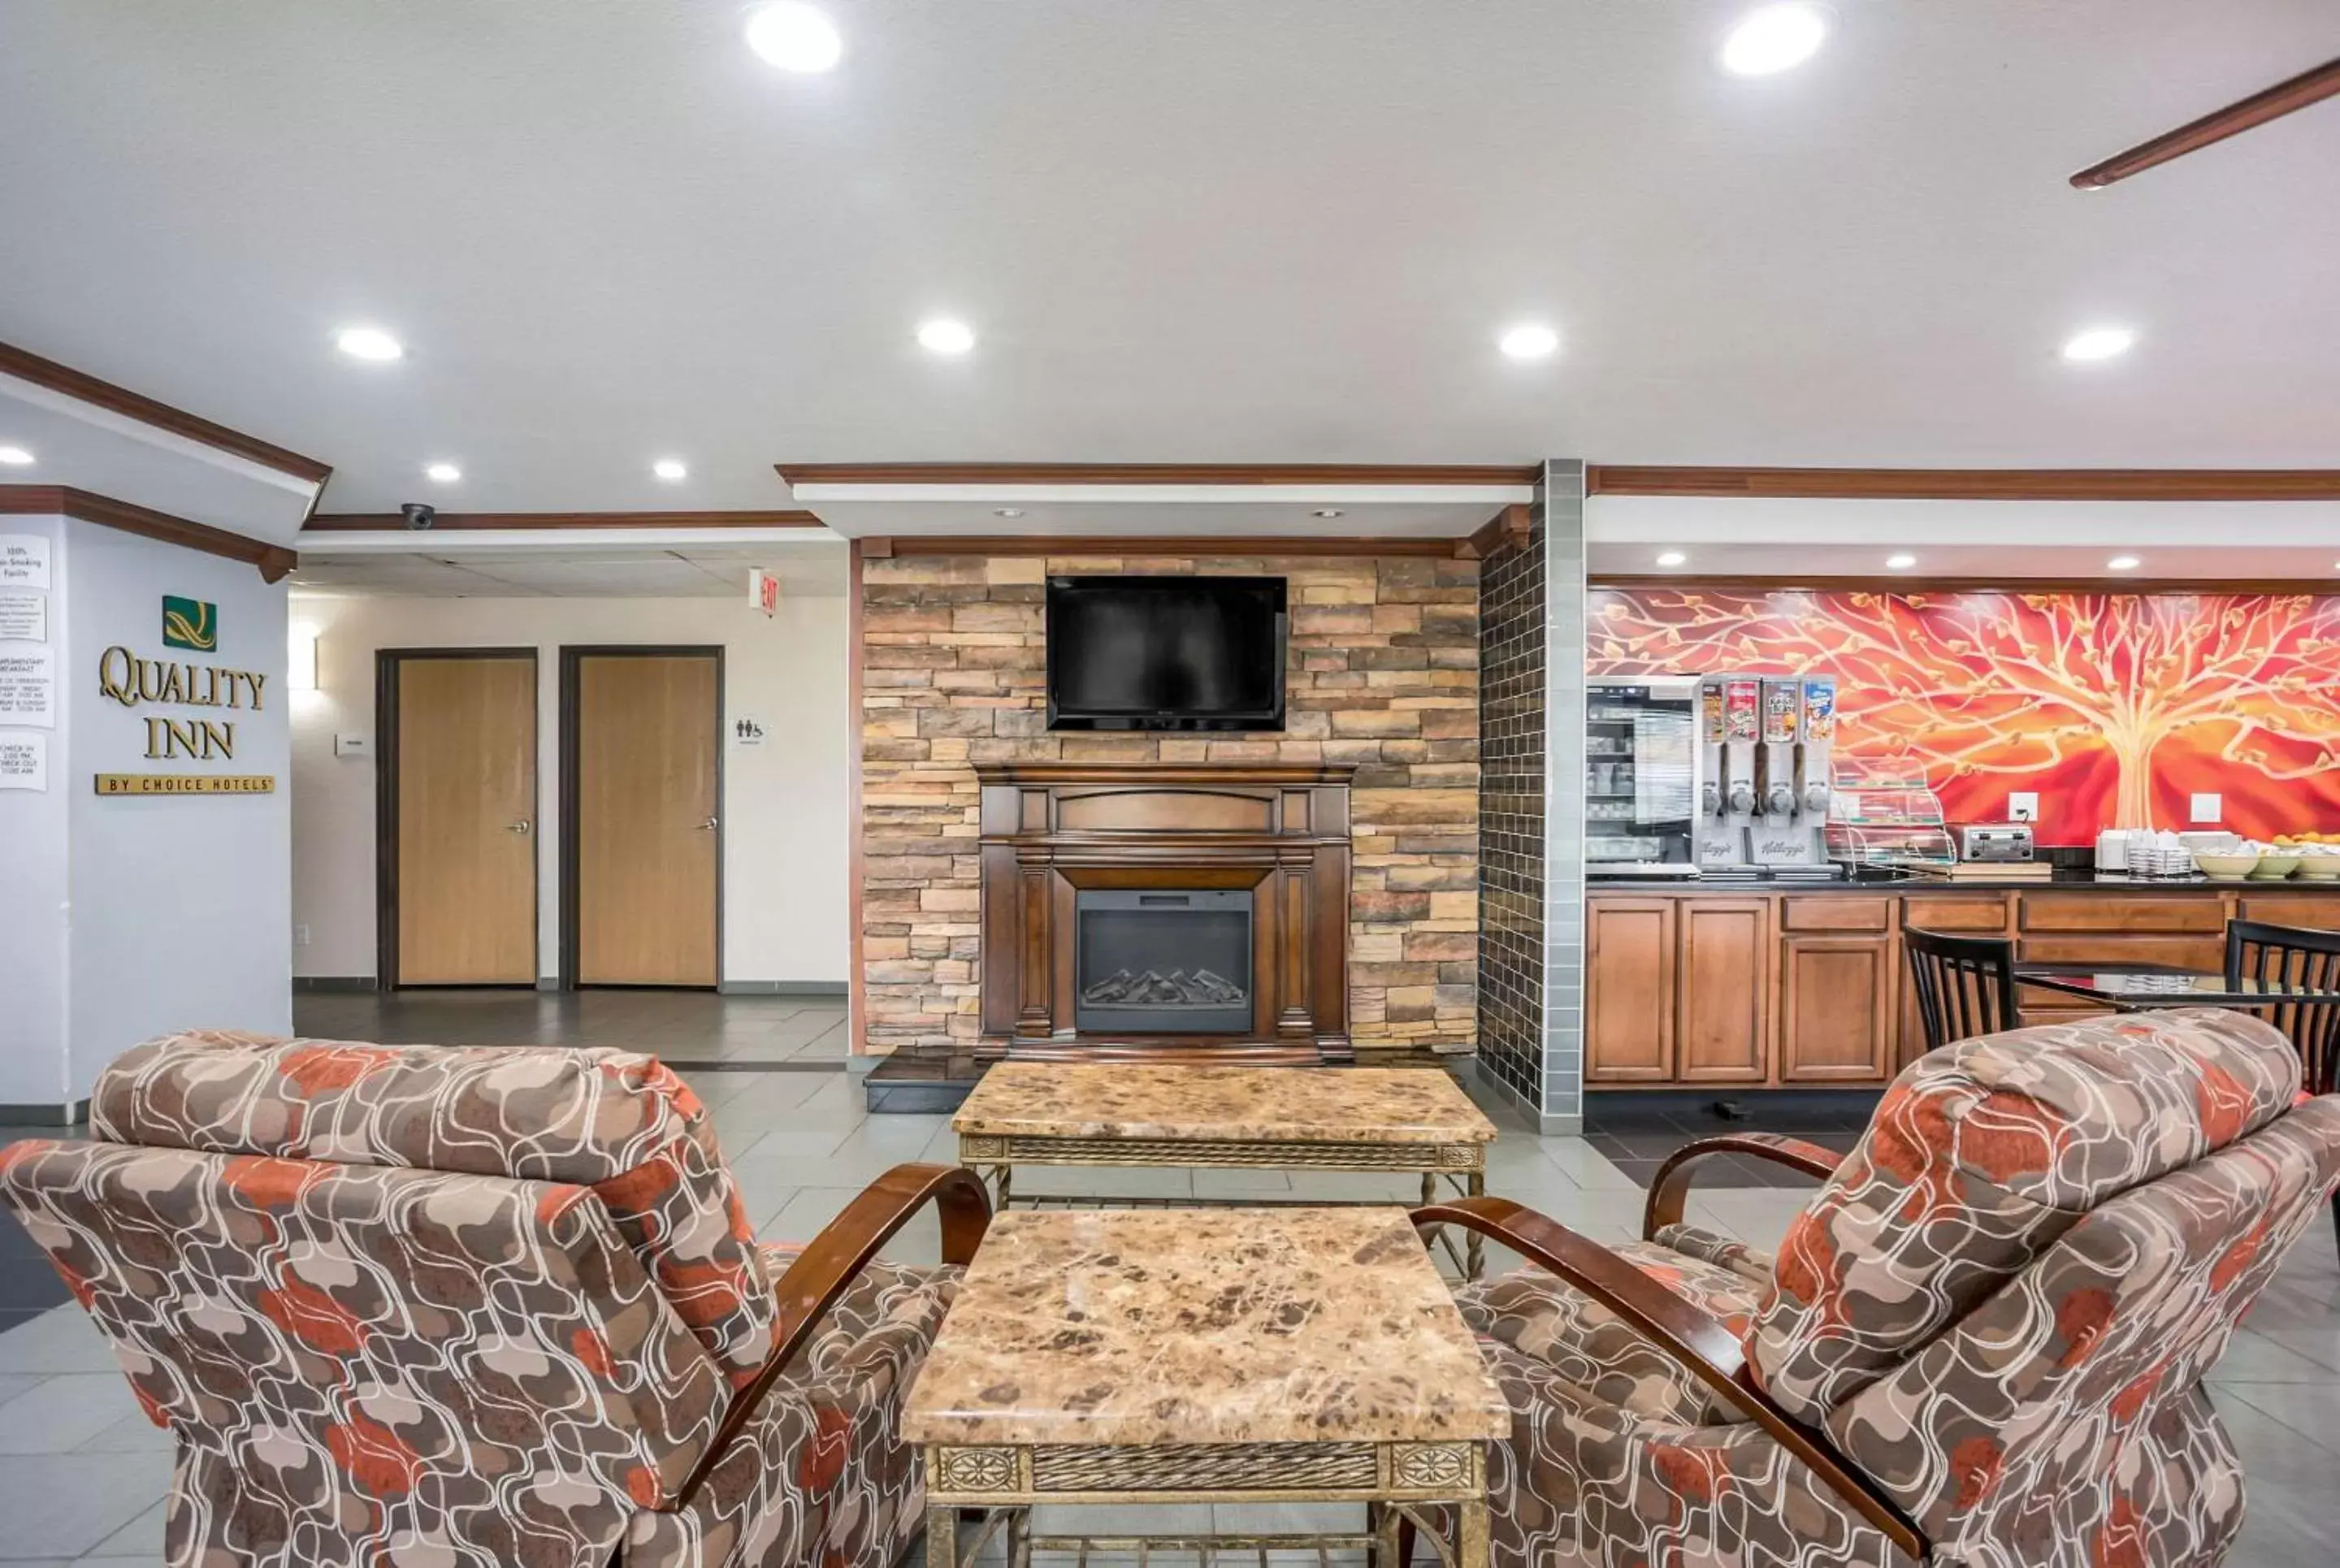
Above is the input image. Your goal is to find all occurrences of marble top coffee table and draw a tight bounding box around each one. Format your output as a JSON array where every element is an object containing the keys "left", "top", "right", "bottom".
[
  {"left": 906, "top": 1206, "right": 1509, "bottom": 1567},
  {"left": 952, "top": 1063, "right": 1499, "bottom": 1276}
]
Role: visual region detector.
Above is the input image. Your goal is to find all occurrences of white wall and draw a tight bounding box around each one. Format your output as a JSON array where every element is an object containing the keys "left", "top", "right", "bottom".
[
  {"left": 0, "top": 514, "right": 72, "bottom": 1107},
  {"left": 289, "top": 592, "right": 850, "bottom": 987},
  {"left": 0, "top": 515, "right": 292, "bottom": 1109},
  {"left": 65, "top": 521, "right": 292, "bottom": 1094}
]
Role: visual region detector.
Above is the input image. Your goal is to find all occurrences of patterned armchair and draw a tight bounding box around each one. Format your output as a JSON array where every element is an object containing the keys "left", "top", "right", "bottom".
[
  {"left": 1413, "top": 1009, "right": 2340, "bottom": 1568},
  {"left": 0, "top": 1030, "right": 989, "bottom": 1568}
]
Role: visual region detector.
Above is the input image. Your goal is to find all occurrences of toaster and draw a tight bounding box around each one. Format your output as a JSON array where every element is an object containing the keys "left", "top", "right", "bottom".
[{"left": 1956, "top": 824, "right": 2035, "bottom": 863}]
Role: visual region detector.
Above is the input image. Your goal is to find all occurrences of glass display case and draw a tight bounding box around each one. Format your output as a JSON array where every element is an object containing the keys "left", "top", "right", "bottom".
[
  {"left": 1824, "top": 765, "right": 1956, "bottom": 873},
  {"left": 1585, "top": 677, "right": 1700, "bottom": 875}
]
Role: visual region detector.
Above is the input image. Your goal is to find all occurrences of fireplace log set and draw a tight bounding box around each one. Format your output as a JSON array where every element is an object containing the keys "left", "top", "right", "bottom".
[{"left": 1081, "top": 968, "right": 1249, "bottom": 1007}]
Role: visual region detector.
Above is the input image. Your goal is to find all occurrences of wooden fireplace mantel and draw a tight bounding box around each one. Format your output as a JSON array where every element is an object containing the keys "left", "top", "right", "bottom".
[{"left": 974, "top": 762, "right": 1356, "bottom": 1065}]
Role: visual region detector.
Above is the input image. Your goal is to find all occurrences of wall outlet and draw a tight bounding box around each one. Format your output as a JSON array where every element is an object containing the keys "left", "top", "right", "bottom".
[
  {"left": 2007, "top": 793, "right": 2039, "bottom": 822},
  {"left": 294, "top": 924, "right": 310, "bottom": 947},
  {"left": 2190, "top": 793, "right": 2222, "bottom": 824}
]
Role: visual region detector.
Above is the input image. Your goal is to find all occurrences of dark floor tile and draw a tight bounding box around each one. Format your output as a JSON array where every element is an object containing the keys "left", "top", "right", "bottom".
[{"left": 0, "top": 1254, "right": 69, "bottom": 1311}]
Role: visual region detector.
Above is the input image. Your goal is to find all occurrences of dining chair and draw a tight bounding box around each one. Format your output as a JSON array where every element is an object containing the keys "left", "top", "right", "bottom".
[
  {"left": 2225, "top": 917, "right": 2340, "bottom": 1262},
  {"left": 1902, "top": 926, "right": 2021, "bottom": 1051},
  {"left": 0, "top": 1029, "right": 991, "bottom": 1568}
]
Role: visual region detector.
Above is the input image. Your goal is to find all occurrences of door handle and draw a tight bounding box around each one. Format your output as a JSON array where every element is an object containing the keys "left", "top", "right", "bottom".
[
  {"left": 700, "top": 816, "right": 719, "bottom": 831},
  {"left": 508, "top": 820, "right": 532, "bottom": 834}
]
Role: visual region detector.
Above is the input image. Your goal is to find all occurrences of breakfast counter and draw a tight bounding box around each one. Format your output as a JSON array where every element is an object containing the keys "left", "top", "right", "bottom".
[{"left": 1584, "top": 875, "right": 2340, "bottom": 1089}]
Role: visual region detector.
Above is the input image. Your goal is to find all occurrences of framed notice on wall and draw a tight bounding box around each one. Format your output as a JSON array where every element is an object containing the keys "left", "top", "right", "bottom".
[
  {"left": 0, "top": 590, "right": 44, "bottom": 642},
  {"left": 0, "top": 536, "right": 49, "bottom": 589},
  {"left": 0, "top": 644, "right": 55, "bottom": 726},
  {"left": 0, "top": 730, "right": 45, "bottom": 790}
]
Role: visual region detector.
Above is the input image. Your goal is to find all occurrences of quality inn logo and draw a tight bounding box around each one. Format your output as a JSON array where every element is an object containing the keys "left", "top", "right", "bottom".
[{"left": 162, "top": 596, "right": 218, "bottom": 652}]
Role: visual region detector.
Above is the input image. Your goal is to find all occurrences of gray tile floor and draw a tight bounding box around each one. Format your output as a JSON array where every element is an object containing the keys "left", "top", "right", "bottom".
[
  {"left": 2, "top": 1052, "right": 2335, "bottom": 1563},
  {"left": 290, "top": 988, "right": 852, "bottom": 1067}
]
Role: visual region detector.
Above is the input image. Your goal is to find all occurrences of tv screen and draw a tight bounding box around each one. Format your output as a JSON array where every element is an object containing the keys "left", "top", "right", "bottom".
[{"left": 1046, "top": 575, "right": 1287, "bottom": 731}]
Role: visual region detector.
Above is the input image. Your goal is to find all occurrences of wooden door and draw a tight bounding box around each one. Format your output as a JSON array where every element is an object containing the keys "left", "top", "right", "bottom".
[
  {"left": 1779, "top": 936, "right": 1896, "bottom": 1083},
  {"left": 388, "top": 653, "right": 537, "bottom": 985},
  {"left": 1585, "top": 898, "right": 1676, "bottom": 1083},
  {"left": 1676, "top": 898, "right": 1772, "bottom": 1083},
  {"left": 570, "top": 650, "right": 720, "bottom": 986}
]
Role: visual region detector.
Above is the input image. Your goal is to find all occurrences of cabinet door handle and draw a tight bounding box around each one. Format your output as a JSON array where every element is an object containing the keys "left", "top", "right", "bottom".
[
  {"left": 508, "top": 820, "right": 532, "bottom": 834},
  {"left": 700, "top": 816, "right": 719, "bottom": 831}
]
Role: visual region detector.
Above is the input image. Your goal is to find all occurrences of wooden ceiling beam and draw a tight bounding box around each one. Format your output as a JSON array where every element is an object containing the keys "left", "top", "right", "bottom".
[{"left": 1584, "top": 466, "right": 2340, "bottom": 501}]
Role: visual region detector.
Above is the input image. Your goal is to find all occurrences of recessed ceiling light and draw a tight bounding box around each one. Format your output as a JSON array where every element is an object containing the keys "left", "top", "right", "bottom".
[
  {"left": 424, "top": 461, "right": 462, "bottom": 483},
  {"left": 916, "top": 318, "right": 977, "bottom": 355},
  {"left": 2107, "top": 554, "right": 2142, "bottom": 571},
  {"left": 1720, "top": 3, "right": 1831, "bottom": 77},
  {"left": 1656, "top": 550, "right": 1688, "bottom": 567},
  {"left": 744, "top": 2, "right": 843, "bottom": 72},
  {"left": 1498, "top": 323, "right": 1560, "bottom": 360},
  {"left": 2061, "top": 326, "right": 2138, "bottom": 362},
  {"left": 1886, "top": 552, "right": 1917, "bottom": 570},
  {"left": 335, "top": 326, "right": 403, "bottom": 362},
  {"left": 1312, "top": 509, "right": 1345, "bottom": 519},
  {"left": 0, "top": 445, "right": 32, "bottom": 466},
  {"left": 652, "top": 458, "right": 688, "bottom": 481},
  {"left": 994, "top": 507, "right": 1025, "bottom": 518}
]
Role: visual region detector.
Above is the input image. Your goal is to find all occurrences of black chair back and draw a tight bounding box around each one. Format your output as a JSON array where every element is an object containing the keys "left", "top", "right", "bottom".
[
  {"left": 2225, "top": 918, "right": 2340, "bottom": 1095},
  {"left": 1904, "top": 927, "right": 2022, "bottom": 1052}
]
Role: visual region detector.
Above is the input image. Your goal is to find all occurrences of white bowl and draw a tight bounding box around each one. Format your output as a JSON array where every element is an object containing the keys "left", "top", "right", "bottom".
[
  {"left": 2248, "top": 854, "right": 2303, "bottom": 880},
  {"left": 2194, "top": 852, "right": 2260, "bottom": 881}
]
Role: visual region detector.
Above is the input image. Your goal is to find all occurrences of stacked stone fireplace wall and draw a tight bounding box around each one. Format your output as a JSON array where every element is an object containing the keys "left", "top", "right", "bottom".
[{"left": 860, "top": 551, "right": 1480, "bottom": 1057}]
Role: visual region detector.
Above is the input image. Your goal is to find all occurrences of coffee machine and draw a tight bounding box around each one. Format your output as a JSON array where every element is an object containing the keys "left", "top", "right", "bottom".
[{"left": 1696, "top": 673, "right": 1839, "bottom": 877}]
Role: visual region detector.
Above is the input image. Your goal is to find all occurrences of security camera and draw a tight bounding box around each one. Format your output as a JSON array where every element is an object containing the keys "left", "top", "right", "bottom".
[{"left": 401, "top": 503, "right": 436, "bottom": 530}]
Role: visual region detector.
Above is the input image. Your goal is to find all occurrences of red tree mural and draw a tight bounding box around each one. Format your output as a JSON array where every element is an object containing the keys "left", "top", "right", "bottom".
[{"left": 1588, "top": 589, "right": 2340, "bottom": 845}]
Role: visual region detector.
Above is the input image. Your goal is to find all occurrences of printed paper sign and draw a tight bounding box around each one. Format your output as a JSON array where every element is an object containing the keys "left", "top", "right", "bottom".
[
  {"left": 0, "top": 591, "right": 44, "bottom": 643},
  {"left": 0, "top": 536, "right": 50, "bottom": 590},
  {"left": 0, "top": 730, "right": 45, "bottom": 790},
  {"left": 0, "top": 644, "right": 55, "bottom": 726}
]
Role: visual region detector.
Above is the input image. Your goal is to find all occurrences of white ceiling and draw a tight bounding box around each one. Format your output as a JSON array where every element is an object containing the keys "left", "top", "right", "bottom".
[
  {"left": 1, "top": 1, "right": 2335, "bottom": 521},
  {"left": 286, "top": 542, "right": 849, "bottom": 598}
]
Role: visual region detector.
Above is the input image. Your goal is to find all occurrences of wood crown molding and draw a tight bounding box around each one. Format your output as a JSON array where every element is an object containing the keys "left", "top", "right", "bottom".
[
  {"left": 305, "top": 509, "right": 827, "bottom": 532},
  {"left": 0, "top": 340, "right": 333, "bottom": 486},
  {"left": 1584, "top": 466, "right": 2340, "bottom": 501},
  {"left": 1592, "top": 574, "right": 2340, "bottom": 596},
  {"left": 1456, "top": 504, "right": 1532, "bottom": 561},
  {"left": 778, "top": 461, "right": 1542, "bottom": 487},
  {"left": 0, "top": 486, "right": 298, "bottom": 583},
  {"left": 856, "top": 534, "right": 1477, "bottom": 560},
  {"left": 2070, "top": 57, "right": 2340, "bottom": 189}
]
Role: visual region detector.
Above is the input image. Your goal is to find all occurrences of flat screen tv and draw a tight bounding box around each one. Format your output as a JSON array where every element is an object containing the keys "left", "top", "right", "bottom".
[{"left": 1046, "top": 575, "right": 1287, "bottom": 731}]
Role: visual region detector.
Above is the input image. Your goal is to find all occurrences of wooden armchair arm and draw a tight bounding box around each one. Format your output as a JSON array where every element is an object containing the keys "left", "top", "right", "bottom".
[
  {"left": 1642, "top": 1133, "right": 1845, "bottom": 1241},
  {"left": 1413, "top": 1197, "right": 1922, "bottom": 1560},
  {"left": 669, "top": 1162, "right": 990, "bottom": 1508}
]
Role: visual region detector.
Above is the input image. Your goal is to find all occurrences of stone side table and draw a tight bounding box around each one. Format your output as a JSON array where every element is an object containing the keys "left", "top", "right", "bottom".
[{"left": 905, "top": 1207, "right": 1510, "bottom": 1567}]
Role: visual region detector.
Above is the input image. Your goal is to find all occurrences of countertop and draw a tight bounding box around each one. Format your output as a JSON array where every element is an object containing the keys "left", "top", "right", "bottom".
[
  {"left": 1588, "top": 868, "right": 2340, "bottom": 894},
  {"left": 952, "top": 1062, "right": 1497, "bottom": 1143},
  {"left": 900, "top": 1208, "right": 1511, "bottom": 1449}
]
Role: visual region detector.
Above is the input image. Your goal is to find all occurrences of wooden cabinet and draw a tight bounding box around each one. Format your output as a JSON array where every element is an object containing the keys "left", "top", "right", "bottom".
[
  {"left": 1585, "top": 899, "right": 1675, "bottom": 1082},
  {"left": 1585, "top": 882, "right": 2340, "bottom": 1093},
  {"left": 1675, "top": 899, "right": 1772, "bottom": 1083},
  {"left": 1779, "top": 935, "right": 1896, "bottom": 1081},
  {"left": 2234, "top": 894, "right": 2340, "bottom": 932}
]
